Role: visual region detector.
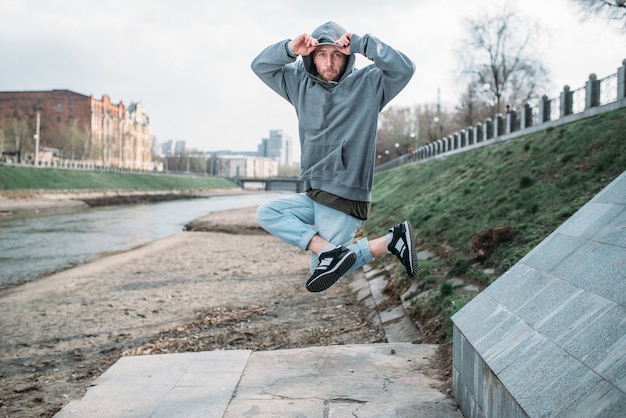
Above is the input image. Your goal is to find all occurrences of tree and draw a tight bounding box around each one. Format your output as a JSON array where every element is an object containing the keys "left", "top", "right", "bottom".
[
  {"left": 11, "top": 117, "right": 32, "bottom": 162},
  {"left": 455, "top": 6, "right": 549, "bottom": 121},
  {"left": 571, "top": 0, "right": 626, "bottom": 30},
  {"left": 65, "top": 118, "right": 88, "bottom": 161},
  {"left": 376, "top": 102, "right": 459, "bottom": 160},
  {"left": 454, "top": 82, "right": 493, "bottom": 130},
  {"left": 376, "top": 106, "right": 416, "bottom": 164}
]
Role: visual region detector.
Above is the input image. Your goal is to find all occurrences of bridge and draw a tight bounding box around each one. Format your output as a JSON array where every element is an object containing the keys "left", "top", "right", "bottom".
[{"left": 234, "top": 177, "right": 304, "bottom": 193}]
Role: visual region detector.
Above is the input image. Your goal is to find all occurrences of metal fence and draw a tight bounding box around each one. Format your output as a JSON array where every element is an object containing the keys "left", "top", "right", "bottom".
[{"left": 377, "top": 58, "right": 626, "bottom": 172}]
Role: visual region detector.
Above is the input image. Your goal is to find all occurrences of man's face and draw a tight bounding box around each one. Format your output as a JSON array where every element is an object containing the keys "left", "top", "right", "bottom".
[{"left": 312, "top": 46, "right": 347, "bottom": 82}]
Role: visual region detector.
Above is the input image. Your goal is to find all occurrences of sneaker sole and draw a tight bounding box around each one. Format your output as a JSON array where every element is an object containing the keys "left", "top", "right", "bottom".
[
  {"left": 403, "top": 221, "right": 418, "bottom": 277},
  {"left": 306, "top": 251, "right": 357, "bottom": 292}
]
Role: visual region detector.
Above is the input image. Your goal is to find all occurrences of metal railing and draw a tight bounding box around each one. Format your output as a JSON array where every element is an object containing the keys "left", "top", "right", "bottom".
[{"left": 377, "top": 58, "right": 626, "bottom": 172}]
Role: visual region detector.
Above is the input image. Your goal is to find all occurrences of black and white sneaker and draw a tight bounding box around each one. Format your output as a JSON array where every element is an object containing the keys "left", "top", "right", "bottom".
[
  {"left": 306, "top": 246, "right": 356, "bottom": 292},
  {"left": 388, "top": 221, "right": 418, "bottom": 277}
]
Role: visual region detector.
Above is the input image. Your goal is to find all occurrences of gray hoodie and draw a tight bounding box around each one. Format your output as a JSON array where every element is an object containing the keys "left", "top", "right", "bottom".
[{"left": 251, "top": 21, "right": 415, "bottom": 202}]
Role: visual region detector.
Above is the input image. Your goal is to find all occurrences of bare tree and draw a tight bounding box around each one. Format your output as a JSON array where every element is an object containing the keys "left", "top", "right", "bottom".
[
  {"left": 376, "top": 101, "right": 460, "bottom": 157},
  {"left": 0, "top": 116, "right": 30, "bottom": 162},
  {"left": 454, "top": 82, "right": 493, "bottom": 129},
  {"left": 66, "top": 118, "right": 86, "bottom": 161},
  {"left": 456, "top": 7, "right": 550, "bottom": 120},
  {"left": 376, "top": 106, "right": 416, "bottom": 163},
  {"left": 13, "top": 118, "right": 32, "bottom": 162},
  {"left": 570, "top": 0, "right": 626, "bottom": 30}
]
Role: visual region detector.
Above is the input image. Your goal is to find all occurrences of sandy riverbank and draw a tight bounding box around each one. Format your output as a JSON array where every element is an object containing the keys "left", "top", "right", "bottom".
[{"left": 0, "top": 206, "right": 398, "bottom": 417}]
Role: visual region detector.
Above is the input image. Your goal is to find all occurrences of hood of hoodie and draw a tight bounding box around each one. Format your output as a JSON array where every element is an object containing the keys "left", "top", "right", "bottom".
[{"left": 302, "top": 21, "right": 355, "bottom": 86}]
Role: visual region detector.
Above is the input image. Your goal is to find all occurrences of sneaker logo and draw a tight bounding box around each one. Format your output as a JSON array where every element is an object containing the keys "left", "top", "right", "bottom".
[
  {"left": 316, "top": 258, "right": 333, "bottom": 271},
  {"left": 395, "top": 241, "right": 406, "bottom": 258}
]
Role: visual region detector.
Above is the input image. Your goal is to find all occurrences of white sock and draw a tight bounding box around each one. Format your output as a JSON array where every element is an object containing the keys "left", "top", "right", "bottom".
[
  {"left": 385, "top": 232, "right": 393, "bottom": 253},
  {"left": 320, "top": 244, "right": 338, "bottom": 254}
]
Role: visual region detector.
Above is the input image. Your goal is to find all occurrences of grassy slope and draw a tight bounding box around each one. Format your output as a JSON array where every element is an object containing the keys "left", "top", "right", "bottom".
[
  {"left": 0, "top": 166, "right": 238, "bottom": 193},
  {"left": 364, "top": 107, "right": 626, "bottom": 343}
]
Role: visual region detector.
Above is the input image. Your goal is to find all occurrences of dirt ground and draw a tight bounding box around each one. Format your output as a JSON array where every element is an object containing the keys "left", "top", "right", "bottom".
[{"left": 0, "top": 205, "right": 449, "bottom": 418}]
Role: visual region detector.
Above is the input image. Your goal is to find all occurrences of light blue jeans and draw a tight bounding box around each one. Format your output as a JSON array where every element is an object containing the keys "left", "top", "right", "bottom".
[{"left": 256, "top": 193, "right": 375, "bottom": 273}]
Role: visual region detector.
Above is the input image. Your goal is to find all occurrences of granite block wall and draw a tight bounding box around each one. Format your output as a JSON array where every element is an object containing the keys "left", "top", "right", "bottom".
[{"left": 452, "top": 171, "right": 626, "bottom": 417}]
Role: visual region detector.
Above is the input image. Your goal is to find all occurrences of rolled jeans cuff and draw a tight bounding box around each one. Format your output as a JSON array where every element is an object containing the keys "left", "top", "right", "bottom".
[{"left": 299, "top": 225, "right": 318, "bottom": 252}]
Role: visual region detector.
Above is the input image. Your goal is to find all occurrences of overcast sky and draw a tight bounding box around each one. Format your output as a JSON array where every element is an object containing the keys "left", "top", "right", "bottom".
[{"left": 1, "top": 0, "right": 624, "bottom": 158}]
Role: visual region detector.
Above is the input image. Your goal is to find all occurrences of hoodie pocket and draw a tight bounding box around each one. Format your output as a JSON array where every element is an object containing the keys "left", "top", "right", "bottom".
[{"left": 301, "top": 140, "right": 346, "bottom": 179}]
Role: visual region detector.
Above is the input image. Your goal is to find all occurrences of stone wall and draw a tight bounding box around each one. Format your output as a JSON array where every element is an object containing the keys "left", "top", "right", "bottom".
[{"left": 452, "top": 171, "right": 626, "bottom": 417}]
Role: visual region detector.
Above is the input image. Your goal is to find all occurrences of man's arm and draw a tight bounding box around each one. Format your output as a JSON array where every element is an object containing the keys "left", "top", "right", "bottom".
[
  {"left": 250, "top": 39, "right": 300, "bottom": 103},
  {"left": 349, "top": 33, "right": 415, "bottom": 108}
]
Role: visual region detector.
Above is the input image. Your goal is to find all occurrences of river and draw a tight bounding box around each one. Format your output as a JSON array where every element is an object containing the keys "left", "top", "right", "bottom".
[{"left": 0, "top": 192, "right": 285, "bottom": 290}]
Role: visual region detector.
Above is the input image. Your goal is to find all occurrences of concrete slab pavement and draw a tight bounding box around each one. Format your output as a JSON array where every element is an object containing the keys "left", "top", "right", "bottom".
[
  {"left": 55, "top": 343, "right": 461, "bottom": 418},
  {"left": 54, "top": 265, "right": 459, "bottom": 417}
]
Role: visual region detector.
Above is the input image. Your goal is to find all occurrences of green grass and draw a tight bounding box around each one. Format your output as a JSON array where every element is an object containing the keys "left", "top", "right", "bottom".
[
  {"left": 0, "top": 166, "right": 238, "bottom": 193},
  {"left": 364, "top": 107, "right": 626, "bottom": 343}
]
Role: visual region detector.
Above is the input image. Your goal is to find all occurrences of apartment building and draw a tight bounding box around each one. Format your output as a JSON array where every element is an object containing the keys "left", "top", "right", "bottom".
[{"left": 0, "top": 89, "right": 155, "bottom": 170}]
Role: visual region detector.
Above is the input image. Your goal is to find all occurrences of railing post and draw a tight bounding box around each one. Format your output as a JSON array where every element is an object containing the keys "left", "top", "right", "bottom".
[
  {"left": 484, "top": 118, "right": 493, "bottom": 140},
  {"left": 467, "top": 126, "right": 474, "bottom": 145},
  {"left": 560, "top": 85, "right": 573, "bottom": 117},
  {"left": 618, "top": 59, "right": 626, "bottom": 100},
  {"left": 475, "top": 123, "right": 483, "bottom": 143},
  {"left": 521, "top": 103, "right": 532, "bottom": 130},
  {"left": 460, "top": 130, "right": 467, "bottom": 148},
  {"left": 495, "top": 113, "right": 505, "bottom": 138},
  {"left": 585, "top": 74, "right": 600, "bottom": 109},
  {"left": 539, "top": 95, "right": 551, "bottom": 123},
  {"left": 506, "top": 109, "right": 518, "bottom": 134}
]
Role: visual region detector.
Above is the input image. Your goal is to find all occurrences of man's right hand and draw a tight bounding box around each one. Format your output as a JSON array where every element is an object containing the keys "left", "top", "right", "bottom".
[{"left": 288, "top": 34, "right": 319, "bottom": 56}]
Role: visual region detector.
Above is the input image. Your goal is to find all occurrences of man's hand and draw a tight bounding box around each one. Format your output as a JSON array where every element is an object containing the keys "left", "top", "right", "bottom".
[
  {"left": 289, "top": 32, "right": 352, "bottom": 56},
  {"left": 335, "top": 32, "right": 351, "bottom": 55},
  {"left": 289, "top": 34, "right": 319, "bottom": 56}
]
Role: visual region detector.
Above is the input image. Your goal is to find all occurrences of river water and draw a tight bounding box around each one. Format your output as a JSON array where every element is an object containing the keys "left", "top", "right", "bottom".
[{"left": 0, "top": 193, "right": 285, "bottom": 290}]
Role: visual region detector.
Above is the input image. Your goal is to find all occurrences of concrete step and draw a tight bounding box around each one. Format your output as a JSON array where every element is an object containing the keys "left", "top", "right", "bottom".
[{"left": 55, "top": 343, "right": 461, "bottom": 417}]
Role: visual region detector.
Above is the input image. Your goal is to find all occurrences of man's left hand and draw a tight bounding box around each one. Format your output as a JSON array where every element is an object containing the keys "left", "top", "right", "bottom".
[{"left": 335, "top": 33, "right": 351, "bottom": 54}]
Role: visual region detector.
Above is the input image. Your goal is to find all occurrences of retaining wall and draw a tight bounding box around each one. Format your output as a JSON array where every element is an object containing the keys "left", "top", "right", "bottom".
[{"left": 452, "top": 171, "right": 626, "bottom": 417}]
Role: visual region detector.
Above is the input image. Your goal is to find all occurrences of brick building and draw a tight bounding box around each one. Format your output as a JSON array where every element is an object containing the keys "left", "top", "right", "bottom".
[{"left": 0, "top": 89, "right": 155, "bottom": 170}]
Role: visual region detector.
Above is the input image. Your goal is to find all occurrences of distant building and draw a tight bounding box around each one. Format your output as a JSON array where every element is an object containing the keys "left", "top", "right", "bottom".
[
  {"left": 161, "top": 139, "right": 174, "bottom": 156},
  {"left": 258, "top": 129, "right": 293, "bottom": 166},
  {"left": 0, "top": 89, "right": 155, "bottom": 170},
  {"left": 124, "top": 101, "right": 153, "bottom": 170},
  {"left": 218, "top": 155, "right": 278, "bottom": 178},
  {"left": 174, "top": 140, "right": 186, "bottom": 155},
  {"left": 160, "top": 139, "right": 187, "bottom": 157},
  {"left": 201, "top": 129, "right": 294, "bottom": 178}
]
